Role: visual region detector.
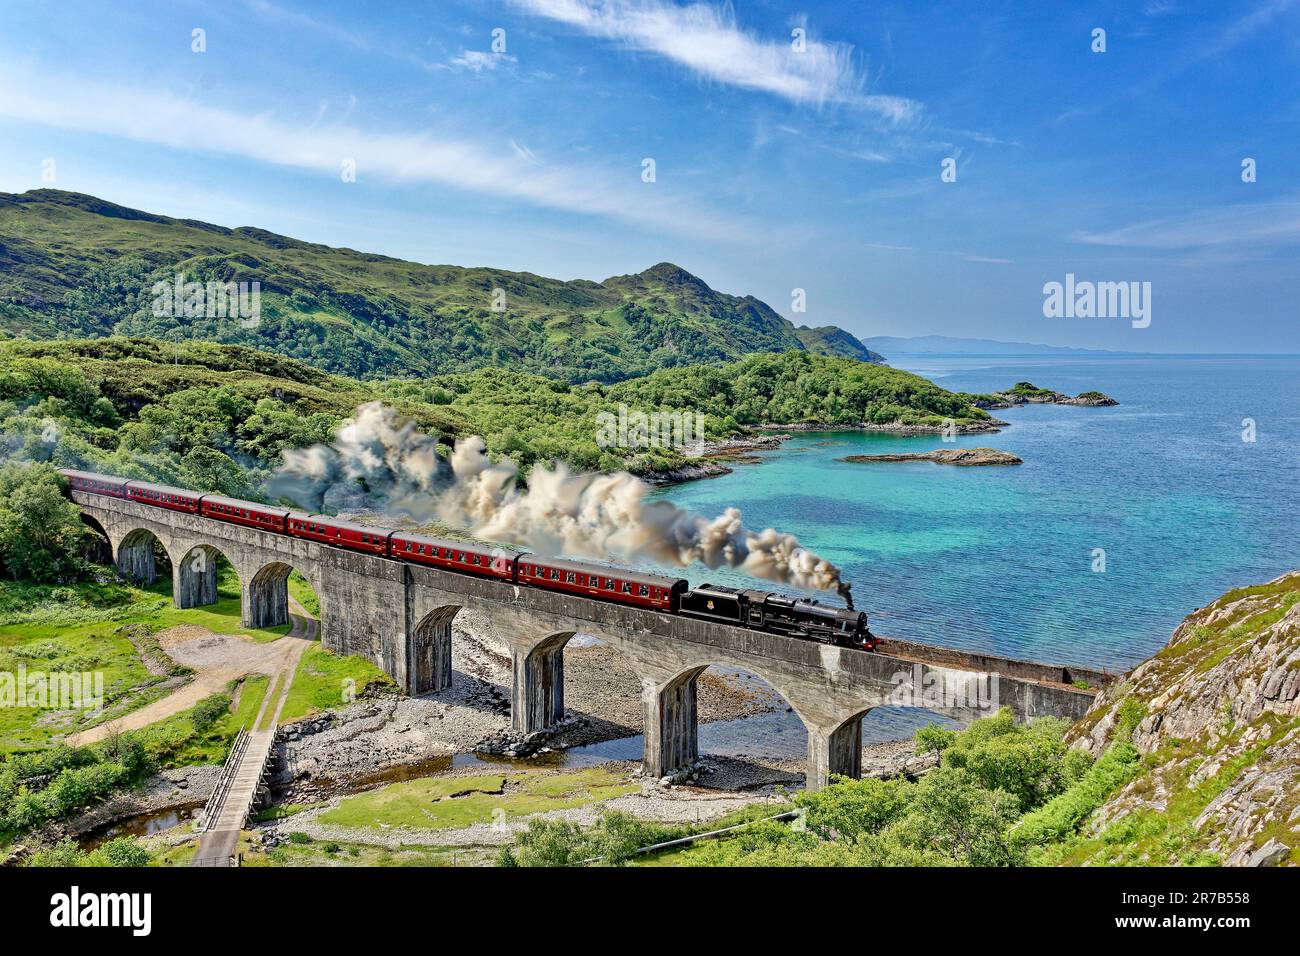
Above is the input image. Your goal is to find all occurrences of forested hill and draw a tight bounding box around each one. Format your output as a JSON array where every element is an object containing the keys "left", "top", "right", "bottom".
[
  {"left": 0, "top": 190, "right": 882, "bottom": 382},
  {"left": 0, "top": 338, "right": 988, "bottom": 498}
]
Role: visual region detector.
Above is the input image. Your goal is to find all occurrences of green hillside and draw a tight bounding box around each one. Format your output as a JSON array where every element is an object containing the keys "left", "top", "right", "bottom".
[
  {"left": 0, "top": 190, "right": 881, "bottom": 383},
  {"left": 0, "top": 337, "right": 989, "bottom": 497},
  {"left": 793, "top": 325, "right": 887, "bottom": 363}
]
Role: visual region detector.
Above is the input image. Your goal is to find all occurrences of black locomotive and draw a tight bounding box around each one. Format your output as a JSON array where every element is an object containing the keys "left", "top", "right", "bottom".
[{"left": 680, "top": 584, "right": 877, "bottom": 650}]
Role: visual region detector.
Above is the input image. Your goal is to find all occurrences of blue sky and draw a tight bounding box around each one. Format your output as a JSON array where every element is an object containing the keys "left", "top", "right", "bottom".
[{"left": 1, "top": 0, "right": 1297, "bottom": 352}]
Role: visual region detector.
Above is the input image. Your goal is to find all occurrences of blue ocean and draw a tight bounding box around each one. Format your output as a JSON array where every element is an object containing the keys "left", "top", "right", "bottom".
[{"left": 653, "top": 356, "right": 1300, "bottom": 673}]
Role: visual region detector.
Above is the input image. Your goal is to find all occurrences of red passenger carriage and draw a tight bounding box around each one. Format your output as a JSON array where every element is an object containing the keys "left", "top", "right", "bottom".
[
  {"left": 390, "top": 532, "right": 517, "bottom": 580},
  {"left": 60, "top": 469, "right": 128, "bottom": 498},
  {"left": 287, "top": 513, "right": 391, "bottom": 556},
  {"left": 516, "top": 556, "right": 685, "bottom": 612},
  {"left": 201, "top": 495, "right": 289, "bottom": 533},
  {"left": 126, "top": 480, "right": 203, "bottom": 513}
]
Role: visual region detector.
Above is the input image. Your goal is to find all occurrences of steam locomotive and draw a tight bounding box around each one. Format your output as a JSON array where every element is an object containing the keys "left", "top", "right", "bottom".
[{"left": 59, "top": 469, "right": 877, "bottom": 651}]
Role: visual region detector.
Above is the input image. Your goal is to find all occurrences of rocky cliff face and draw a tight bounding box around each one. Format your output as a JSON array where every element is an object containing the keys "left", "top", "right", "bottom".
[{"left": 1066, "top": 571, "right": 1300, "bottom": 866}]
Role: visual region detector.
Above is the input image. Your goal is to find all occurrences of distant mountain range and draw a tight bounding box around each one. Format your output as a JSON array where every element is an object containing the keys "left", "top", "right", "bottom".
[
  {"left": 860, "top": 335, "right": 1137, "bottom": 357},
  {"left": 0, "top": 189, "right": 883, "bottom": 383}
]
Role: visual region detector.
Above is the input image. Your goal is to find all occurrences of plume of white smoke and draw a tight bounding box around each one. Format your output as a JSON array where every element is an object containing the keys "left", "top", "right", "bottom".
[{"left": 268, "top": 402, "right": 853, "bottom": 604}]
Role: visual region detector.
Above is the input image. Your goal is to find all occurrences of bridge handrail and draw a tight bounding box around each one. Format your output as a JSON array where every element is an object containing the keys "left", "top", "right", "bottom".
[{"left": 200, "top": 726, "right": 250, "bottom": 833}]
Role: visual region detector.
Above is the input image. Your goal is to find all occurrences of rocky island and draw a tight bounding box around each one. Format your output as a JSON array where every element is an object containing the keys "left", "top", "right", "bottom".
[
  {"left": 839, "top": 447, "right": 1023, "bottom": 466},
  {"left": 964, "top": 382, "right": 1119, "bottom": 409}
]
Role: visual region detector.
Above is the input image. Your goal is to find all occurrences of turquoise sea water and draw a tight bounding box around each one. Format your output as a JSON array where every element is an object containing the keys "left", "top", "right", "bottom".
[{"left": 652, "top": 356, "right": 1300, "bottom": 672}]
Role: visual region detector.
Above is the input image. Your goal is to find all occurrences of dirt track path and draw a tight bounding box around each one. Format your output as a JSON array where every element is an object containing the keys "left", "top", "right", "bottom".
[{"left": 68, "top": 599, "right": 318, "bottom": 746}]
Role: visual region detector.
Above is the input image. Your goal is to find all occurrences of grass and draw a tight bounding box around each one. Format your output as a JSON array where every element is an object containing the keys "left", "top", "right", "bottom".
[
  {"left": 0, "top": 571, "right": 287, "bottom": 753},
  {"left": 257, "top": 672, "right": 284, "bottom": 731},
  {"left": 151, "top": 842, "right": 198, "bottom": 866},
  {"left": 236, "top": 834, "right": 475, "bottom": 867},
  {"left": 316, "top": 767, "right": 638, "bottom": 831},
  {"left": 287, "top": 570, "right": 320, "bottom": 617},
  {"left": 132, "top": 675, "right": 269, "bottom": 767},
  {"left": 278, "top": 643, "right": 394, "bottom": 724}
]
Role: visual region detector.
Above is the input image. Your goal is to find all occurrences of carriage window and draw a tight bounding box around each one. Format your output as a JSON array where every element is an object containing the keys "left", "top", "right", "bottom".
[
  {"left": 621, "top": 582, "right": 632, "bottom": 594},
  {"left": 605, "top": 578, "right": 615, "bottom": 590},
  {"left": 565, "top": 572, "right": 576, "bottom": 583},
  {"left": 639, "top": 585, "right": 649, "bottom": 597},
  {"left": 551, "top": 569, "right": 560, "bottom": 580}
]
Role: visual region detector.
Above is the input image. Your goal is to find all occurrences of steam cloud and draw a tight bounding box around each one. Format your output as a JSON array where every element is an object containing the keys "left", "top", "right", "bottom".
[{"left": 268, "top": 402, "right": 853, "bottom": 605}]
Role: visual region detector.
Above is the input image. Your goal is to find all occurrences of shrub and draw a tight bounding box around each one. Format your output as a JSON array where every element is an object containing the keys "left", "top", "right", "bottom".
[
  {"left": 1013, "top": 741, "right": 1141, "bottom": 848},
  {"left": 795, "top": 776, "right": 908, "bottom": 842},
  {"left": 25, "top": 836, "right": 149, "bottom": 867},
  {"left": 499, "top": 810, "right": 679, "bottom": 867},
  {"left": 915, "top": 724, "right": 957, "bottom": 754},
  {"left": 938, "top": 708, "right": 1089, "bottom": 814}
]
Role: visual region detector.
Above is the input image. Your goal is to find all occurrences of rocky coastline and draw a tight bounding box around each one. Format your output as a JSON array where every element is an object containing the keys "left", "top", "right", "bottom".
[
  {"left": 638, "top": 383, "right": 1115, "bottom": 485},
  {"left": 1067, "top": 570, "right": 1299, "bottom": 866},
  {"left": 638, "top": 433, "right": 792, "bottom": 485},
  {"left": 759, "top": 419, "right": 1008, "bottom": 435}
]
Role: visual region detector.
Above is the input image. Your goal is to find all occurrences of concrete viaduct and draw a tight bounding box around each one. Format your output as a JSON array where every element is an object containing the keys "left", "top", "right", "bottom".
[{"left": 73, "top": 492, "right": 1107, "bottom": 788}]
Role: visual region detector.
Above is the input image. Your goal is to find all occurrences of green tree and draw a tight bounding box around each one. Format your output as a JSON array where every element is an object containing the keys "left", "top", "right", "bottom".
[
  {"left": 795, "top": 776, "right": 909, "bottom": 842},
  {"left": 938, "top": 708, "right": 1090, "bottom": 813},
  {"left": 0, "top": 463, "right": 89, "bottom": 582},
  {"left": 885, "top": 766, "right": 1026, "bottom": 866},
  {"left": 180, "top": 447, "right": 251, "bottom": 497}
]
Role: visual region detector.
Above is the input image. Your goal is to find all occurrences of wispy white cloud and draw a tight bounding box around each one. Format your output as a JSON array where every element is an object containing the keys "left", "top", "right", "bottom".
[
  {"left": 0, "top": 64, "right": 746, "bottom": 241},
  {"left": 443, "top": 50, "right": 518, "bottom": 72},
  {"left": 841, "top": 148, "right": 889, "bottom": 163},
  {"left": 1073, "top": 201, "right": 1300, "bottom": 248},
  {"left": 510, "top": 0, "right": 919, "bottom": 120}
]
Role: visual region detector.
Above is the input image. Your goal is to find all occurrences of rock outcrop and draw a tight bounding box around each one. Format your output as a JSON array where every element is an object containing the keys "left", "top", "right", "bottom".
[
  {"left": 839, "top": 448, "right": 1023, "bottom": 466},
  {"left": 1067, "top": 571, "right": 1300, "bottom": 866},
  {"left": 968, "top": 382, "right": 1118, "bottom": 409}
]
